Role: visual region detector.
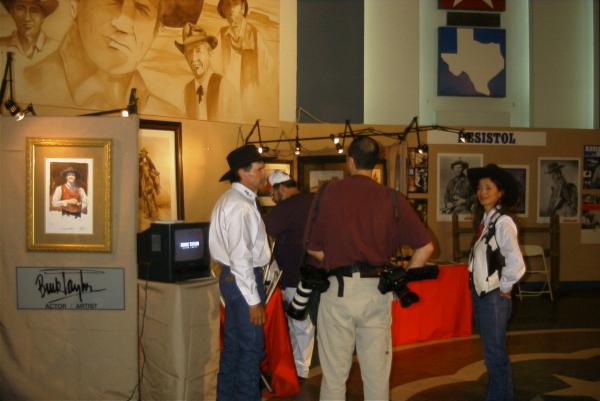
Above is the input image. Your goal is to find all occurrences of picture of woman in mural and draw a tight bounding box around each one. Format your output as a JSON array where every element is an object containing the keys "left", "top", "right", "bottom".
[
  {"left": 0, "top": 0, "right": 59, "bottom": 60},
  {"left": 24, "top": 0, "right": 181, "bottom": 114},
  {"left": 216, "top": 0, "right": 274, "bottom": 121}
]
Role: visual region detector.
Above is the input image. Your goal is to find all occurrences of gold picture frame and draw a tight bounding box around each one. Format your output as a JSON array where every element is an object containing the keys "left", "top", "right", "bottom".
[{"left": 26, "top": 138, "right": 112, "bottom": 252}]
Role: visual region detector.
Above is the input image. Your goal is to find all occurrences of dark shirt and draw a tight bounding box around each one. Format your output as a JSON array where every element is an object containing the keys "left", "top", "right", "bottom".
[
  {"left": 307, "top": 175, "right": 431, "bottom": 269},
  {"left": 265, "top": 192, "right": 313, "bottom": 288}
]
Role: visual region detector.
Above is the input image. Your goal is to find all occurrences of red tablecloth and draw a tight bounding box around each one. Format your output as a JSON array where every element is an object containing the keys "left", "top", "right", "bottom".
[
  {"left": 391, "top": 264, "right": 472, "bottom": 345},
  {"left": 220, "top": 289, "right": 300, "bottom": 398},
  {"left": 221, "top": 264, "right": 470, "bottom": 397}
]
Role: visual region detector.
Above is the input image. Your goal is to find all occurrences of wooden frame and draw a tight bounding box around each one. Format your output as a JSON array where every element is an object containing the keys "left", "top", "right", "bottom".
[
  {"left": 138, "top": 120, "right": 184, "bottom": 231},
  {"left": 297, "top": 155, "right": 387, "bottom": 193},
  {"left": 258, "top": 160, "right": 293, "bottom": 207},
  {"left": 26, "top": 137, "right": 112, "bottom": 252}
]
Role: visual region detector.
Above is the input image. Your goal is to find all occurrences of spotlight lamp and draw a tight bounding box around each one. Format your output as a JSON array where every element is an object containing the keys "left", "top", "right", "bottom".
[
  {"left": 336, "top": 142, "right": 344, "bottom": 154},
  {"left": 294, "top": 143, "right": 301, "bottom": 155},
  {"left": 258, "top": 145, "right": 269, "bottom": 154},
  {"left": 16, "top": 103, "right": 36, "bottom": 121},
  {"left": 330, "top": 134, "right": 340, "bottom": 145},
  {"left": 417, "top": 144, "right": 428, "bottom": 155},
  {"left": 4, "top": 99, "right": 21, "bottom": 117},
  {"left": 458, "top": 130, "right": 466, "bottom": 143}
]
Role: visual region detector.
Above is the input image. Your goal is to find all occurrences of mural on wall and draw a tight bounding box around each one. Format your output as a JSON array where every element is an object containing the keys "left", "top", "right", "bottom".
[
  {"left": 537, "top": 158, "right": 580, "bottom": 224},
  {"left": 0, "top": 0, "right": 279, "bottom": 123},
  {"left": 438, "top": 26, "right": 506, "bottom": 97}
]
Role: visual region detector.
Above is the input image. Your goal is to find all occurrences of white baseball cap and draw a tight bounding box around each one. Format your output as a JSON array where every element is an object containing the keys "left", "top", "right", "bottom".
[{"left": 268, "top": 169, "right": 292, "bottom": 186}]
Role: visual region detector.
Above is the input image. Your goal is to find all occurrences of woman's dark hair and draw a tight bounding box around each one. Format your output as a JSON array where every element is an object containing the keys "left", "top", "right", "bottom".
[{"left": 471, "top": 175, "right": 508, "bottom": 231}]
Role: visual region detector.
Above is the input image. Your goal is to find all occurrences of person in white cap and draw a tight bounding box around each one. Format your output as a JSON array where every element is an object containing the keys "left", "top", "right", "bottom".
[{"left": 264, "top": 169, "right": 315, "bottom": 379}]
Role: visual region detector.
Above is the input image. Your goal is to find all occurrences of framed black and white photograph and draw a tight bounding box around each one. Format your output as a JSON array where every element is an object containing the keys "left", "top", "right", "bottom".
[
  {"left": 537, "top": 157, "right": 580, "bottom": 223},
  {"left": 500, "top": 164, "right": 529, "bottom": 217},
  {"left": 437, "top": 153, "right": 483, "bottom": 222},
  {"left": 583, "top": 144, "right": 600, "bottom": 189}
]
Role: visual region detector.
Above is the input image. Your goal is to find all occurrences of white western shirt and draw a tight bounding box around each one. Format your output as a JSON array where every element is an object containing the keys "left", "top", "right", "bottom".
[
  {"left": 469, "top": 208, "right": 525, "bottom": 294},
  {"left": 209, "top": 182, "right": 270, "bottom": 305}
]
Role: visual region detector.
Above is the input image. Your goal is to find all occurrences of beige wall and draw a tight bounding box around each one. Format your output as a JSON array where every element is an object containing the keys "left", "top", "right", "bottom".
[{"left": 0, "top": 117, "right": 139, "bottom": 400}]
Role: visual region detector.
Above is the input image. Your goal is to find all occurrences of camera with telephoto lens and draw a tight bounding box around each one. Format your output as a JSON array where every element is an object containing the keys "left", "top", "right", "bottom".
[
  {"left": 378, "top": 264, "right": 439, "bottom": 308},
  {"left": 287, "top": 265, "right": 330, "bottom": 320}
]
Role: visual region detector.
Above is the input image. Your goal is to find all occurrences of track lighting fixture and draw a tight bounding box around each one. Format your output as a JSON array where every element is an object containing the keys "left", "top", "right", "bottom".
[
  {"left": 241, "top": 111, "right": 465, "bottom": 158},
  {"left": 80, "top": 88, "right": 138, "bottom": 117},
  {"left": 4, "top": 99, "right": 20, "bottom": 117},
  {"left": 15, "top": 103, "right": 36, "bottom": 121}
]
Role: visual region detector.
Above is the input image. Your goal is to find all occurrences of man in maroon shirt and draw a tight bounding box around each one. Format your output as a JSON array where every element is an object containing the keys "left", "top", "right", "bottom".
[
  {"left": 264, "top": 170, "right": 315, "bottom": 379},
  {"left": 306, "top": 136, "right": 434, "bottom": 401}
]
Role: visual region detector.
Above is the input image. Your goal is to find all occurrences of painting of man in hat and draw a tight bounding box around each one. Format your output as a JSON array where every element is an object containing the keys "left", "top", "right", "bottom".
[
  {"left": 175, "top": 22, "right": 241, "bottom": 121},
  {"left": 538, "top": 159, "right": 579, "bottom": 220},
  {"left": 51, "top": 165, "right": 88, "bottom": 218},
  {"left": 0, "top": 0, "right": 59, "bottom": 60}
]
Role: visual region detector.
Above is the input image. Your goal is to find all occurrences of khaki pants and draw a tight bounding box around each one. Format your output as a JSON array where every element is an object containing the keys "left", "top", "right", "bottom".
[{"left": 317, "top": 274, "right": 392, "bottom": 401}]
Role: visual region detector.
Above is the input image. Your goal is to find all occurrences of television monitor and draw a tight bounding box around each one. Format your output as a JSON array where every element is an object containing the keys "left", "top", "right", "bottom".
[{"left": 137, "top": 221, "right": 211, "bottom": 282}]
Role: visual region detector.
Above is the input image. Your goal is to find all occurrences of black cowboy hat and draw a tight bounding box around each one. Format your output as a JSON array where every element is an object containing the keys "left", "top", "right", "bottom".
[
  {"left": 545, "top": 162, "right": 565, "bottom": 174},
  {"left": 451, "top": 159, "right": 469, "bottom": 169},
  {"left": 1, "top": 0, "right": 58, "bottom": 16},
  {"left": 219, "top": 144, "right": 264, "bottom": 182},
  {"left": 467, "top": 164, "right": 521, "bottom": 208},
  {"left": 61, "top": 166, "right": 81, "bottom": 180}
]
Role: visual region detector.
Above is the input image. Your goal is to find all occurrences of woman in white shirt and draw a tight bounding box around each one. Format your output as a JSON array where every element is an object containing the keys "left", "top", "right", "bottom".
[{"left": 467, "top": 164, "right": 525, "bottom": 401}]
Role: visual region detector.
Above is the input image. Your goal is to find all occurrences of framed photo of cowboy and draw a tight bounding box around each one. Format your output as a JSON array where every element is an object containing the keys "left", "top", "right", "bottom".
[
  {"left": 297, "top": 155, "right": 387, "bottom": 194},
  {"left": 138, "top": 120, "right": 184, "bottom": 232},
  {"left": 436, "top": 153, "right": 483, "bottom": 222},
  {"left": 537, "top": 157, "right": 580, "bottom": 224},
  {"left": 26, "top": 137, "right": 112, "bottom": 252}
]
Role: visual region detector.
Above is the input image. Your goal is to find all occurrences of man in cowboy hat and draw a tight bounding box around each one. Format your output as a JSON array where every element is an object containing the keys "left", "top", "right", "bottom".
[
  {"left": 443, "top": 158, "right": 473, "bottom": 214},
  {"left": 545, "top": 161, "right": 577, "bottom": 217},
  {"left": 0, "top": 0, "right": 59, "bottom": 59},
  {"left": 51, "top": 166, "right": 88, "bottom": 218},
  {"left": 209, "top": 144, "right": 270, "bottom": 401},
  {"left": 175, "top": 22, "right": 241, "bottom": 121}
]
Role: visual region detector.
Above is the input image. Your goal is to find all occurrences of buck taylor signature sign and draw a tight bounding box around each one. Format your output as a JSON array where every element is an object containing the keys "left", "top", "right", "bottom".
[{"left": 17, "top": 267, "right": 125, "bottom": 310}]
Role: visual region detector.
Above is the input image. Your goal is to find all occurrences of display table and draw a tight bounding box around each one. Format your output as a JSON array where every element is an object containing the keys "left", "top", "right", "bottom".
[
  {"left": 137, "top": 277, "right": 221, "bottom": 401},
  {"left": 391, "top": 263, "right": 472, "bottom": 345}
]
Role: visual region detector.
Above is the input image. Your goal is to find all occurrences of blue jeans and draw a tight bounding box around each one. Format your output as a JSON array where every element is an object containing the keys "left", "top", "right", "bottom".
[
  {"left": 471, "top": 286, "right": 513, "bottom": 401},
  {"left": 217, "top": 266, "right": 265, "bottom": 401}
]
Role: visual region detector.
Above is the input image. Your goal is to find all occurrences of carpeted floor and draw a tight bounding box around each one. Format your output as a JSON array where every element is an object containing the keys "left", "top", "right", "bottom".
[{"left": 272, "top": 287, "right": 600, "bottom": 401}]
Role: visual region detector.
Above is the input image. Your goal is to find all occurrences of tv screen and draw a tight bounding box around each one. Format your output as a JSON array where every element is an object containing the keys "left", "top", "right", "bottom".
[
  {"left": 174, "top": 227, "right": 204, "bottom": 262},
  {"left": 137, "top": 221, "right": 211, "bottom": 282}
]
